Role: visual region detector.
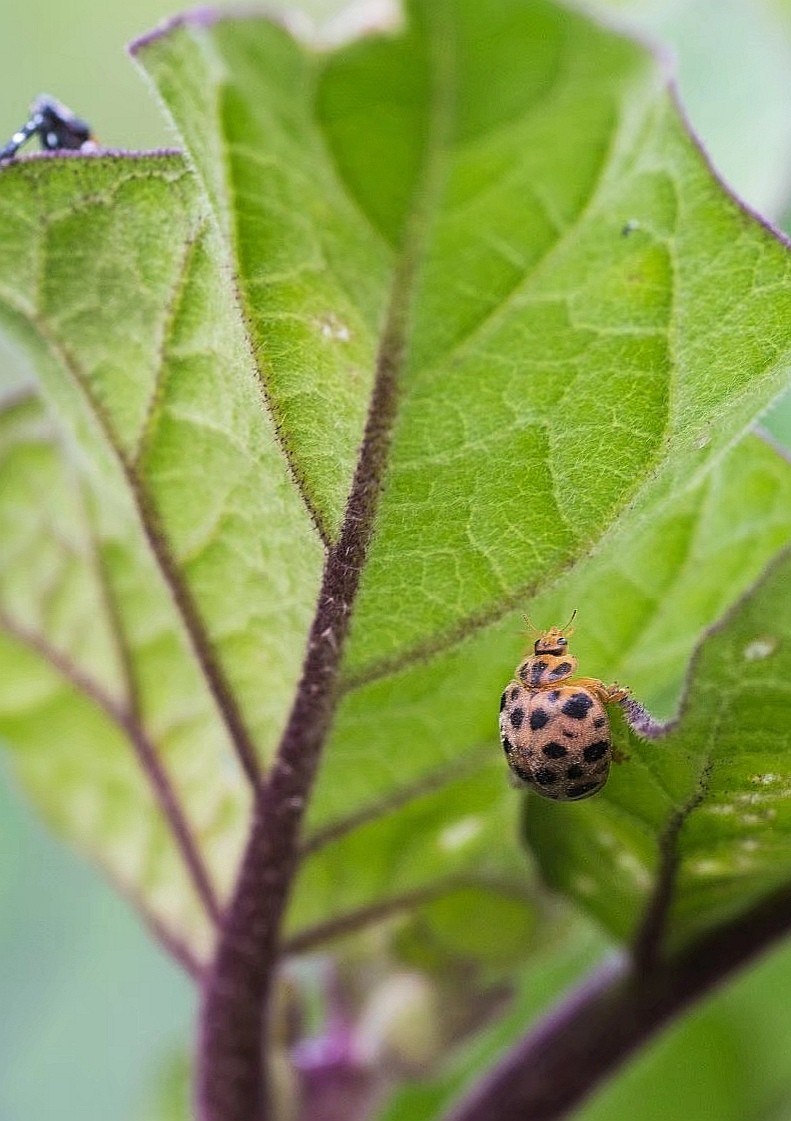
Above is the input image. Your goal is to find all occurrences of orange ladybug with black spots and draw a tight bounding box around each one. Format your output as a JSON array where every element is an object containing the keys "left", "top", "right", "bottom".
[{"left": 499, "top": 615, "right": 628, "bottom": 801}]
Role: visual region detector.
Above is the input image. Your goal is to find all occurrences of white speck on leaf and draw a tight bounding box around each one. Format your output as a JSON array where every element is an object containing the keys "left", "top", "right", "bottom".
[
  {"left": 705, "top": 802, "right": 736, "bottom": 816},
  {"left": 743, "top": 635, "right": 779, "bottom": 661},
  {"left": 318, "top": 314, "right": 351, "bottom": 342},
  {"left": 438, "top": 816, "right": 483, "bottom": 852},
  {"left": 615, "top": 850, "right": 651, "bottom": 889}
]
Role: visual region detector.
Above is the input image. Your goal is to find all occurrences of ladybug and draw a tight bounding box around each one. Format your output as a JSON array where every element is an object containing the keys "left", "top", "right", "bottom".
[{"left": 499, "top": 613, "right": 628, "bottom": 801}]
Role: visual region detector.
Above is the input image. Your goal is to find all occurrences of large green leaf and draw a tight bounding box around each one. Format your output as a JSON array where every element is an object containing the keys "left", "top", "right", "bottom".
[
  {"left": 134, "top": 0, "right": 791, "bottom": 670},
  {"left": 0, "top": 0, "right": 791, "bottom": 972},
  {"left": 0, "top": 158, "right": 323, "bottom": 963}
]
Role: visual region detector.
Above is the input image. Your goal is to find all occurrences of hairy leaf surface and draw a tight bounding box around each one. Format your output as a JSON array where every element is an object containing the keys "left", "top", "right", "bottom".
[
  {"left": 0, "top": 0, "right": 790, "bottom": 967},
  {"left": 135, "top": 0, "right": 791, "bottom": 671}
]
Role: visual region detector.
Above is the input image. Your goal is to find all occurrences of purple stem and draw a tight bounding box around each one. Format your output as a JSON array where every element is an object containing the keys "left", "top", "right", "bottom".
[
  {"left": 194, "top": 13, "right": 457, "bottom": 1118},
  {"left": 443, "top": 883, "right": 791, "bottom": 1121},
  {"left": 194, "top": 201, "right": 423, "bottom": 1120}
]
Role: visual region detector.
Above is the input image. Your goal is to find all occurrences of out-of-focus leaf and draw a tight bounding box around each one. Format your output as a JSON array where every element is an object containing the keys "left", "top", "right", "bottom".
[
  {"left": 138, "top": 1051, "right": 190, "bottom": 1121},
  {"left": 0, "top": 391, "right": 247, "bottom": 962},
  {"left": 376, "top": 917, "right": 610, "bottom": 1121}
]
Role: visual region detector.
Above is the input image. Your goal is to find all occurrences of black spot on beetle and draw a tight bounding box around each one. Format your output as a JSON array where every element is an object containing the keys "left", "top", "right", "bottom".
[
  {"left": 566, "top": 764, "right": 585, "bottom": 780},
  {"left": 511, "top": 687, "right": 521, "bottom": 701},
  {"left": 511, "top": 763, "right": 533, "bottom": 784},
  {"left": 562, "top": 692, "right": 594, "bottom": 719},
  {"left": 529, "top": 708, "right": 549, "bottom": 730},
  {"left": 529, "top": 660, "right": 549, "bottom": 686},
  {"left": 510, "top": 707, "right": 525, "bottom": 730},
  {"left": 593, "top": 716, "right": 607, "bottom": 729},
  {"left": 567, "top": 781, "right": 601, "bottom": 799},
  {"left": 583, "top": 740, "right": 609, "bottom": 763},
  {"left": 542, "top": 742, "right": 567, "bottom": 759},
  {"left": 501, "top": 734, "right": 513, "bottom": 755},
  {"left": 499, "top": 691, "right": 507, "bottom": 712},
  {"left": 534, "top": 767, "right": 558, "bottom": 785},
  {"left": 549, "top": 661, "right": 573, "bottom": 679},
  {"left": 548, "top": 690, "right": 560, "bottom": 701}
]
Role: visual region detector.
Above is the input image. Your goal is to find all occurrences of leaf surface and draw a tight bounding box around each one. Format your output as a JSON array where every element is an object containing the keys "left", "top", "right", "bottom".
[
  {"left": 0, "top": 0, "right": 790, "bottom": 965},
  {"left": 0, "top": 157, "right": 323, "bottom": 961},
  {"left": 135, "top": 0, "right": 791, "bottom": 671}
]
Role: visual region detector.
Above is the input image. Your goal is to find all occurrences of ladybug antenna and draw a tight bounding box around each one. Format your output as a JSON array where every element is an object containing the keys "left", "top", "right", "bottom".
[
  {"left": 561, "top": 609, "right": 577, "bottom": 635},
  {"left": 521, "top": 613, "right": 539, "bottom": 637}
]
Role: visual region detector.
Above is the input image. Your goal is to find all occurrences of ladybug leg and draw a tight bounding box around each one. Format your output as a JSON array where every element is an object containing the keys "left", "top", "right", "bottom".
[
  {"left": 569, "top": 677, "right": 630, "bottom": 704},
  {"left": 611, "top": 744, "right": 630, "bottom": 765}
]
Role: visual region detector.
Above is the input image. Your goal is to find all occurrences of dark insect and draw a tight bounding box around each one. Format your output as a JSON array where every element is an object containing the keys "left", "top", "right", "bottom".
[{"left": 0, "top": 95, "right": 96, "bottom": 162}]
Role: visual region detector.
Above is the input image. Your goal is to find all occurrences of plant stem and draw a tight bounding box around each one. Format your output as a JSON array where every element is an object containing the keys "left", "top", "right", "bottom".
[
  {"left": 195, "top": 11, "right": 455, "bottom": 1117},
  {"left": 443, "top": 883, "right": 791, "bottom": 1121},
  {"left": 194, "top": 126, "right": 439, "bottom": 1121}
]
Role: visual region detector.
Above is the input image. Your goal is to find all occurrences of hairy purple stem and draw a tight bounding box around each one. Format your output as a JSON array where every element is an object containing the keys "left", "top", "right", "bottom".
[
  {"left": 196, "top": 26, "right": 455, "bottom": 1019},
  {"left": 443, "top": 883, "right": 791, "bottom": 1121},
  {"left": 194, "top": 14, "right": 455, "bottom": 1116},
  {"left": 195, "top": 292, "right": 407, "bottom": 1118},
  {"left": 196, "top": 394, "right": 398, "bottom": 1118}
]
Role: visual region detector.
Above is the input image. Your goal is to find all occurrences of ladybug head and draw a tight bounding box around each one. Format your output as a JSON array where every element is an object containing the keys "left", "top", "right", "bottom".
[{"left": 531, "top": 610, "right": 576, "bottom": 657}]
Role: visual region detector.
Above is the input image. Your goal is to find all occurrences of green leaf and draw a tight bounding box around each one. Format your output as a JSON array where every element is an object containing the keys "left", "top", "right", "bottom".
[
  {"left": 134, "top": 0, "right": 791, "bottom": 671},
  {"left": 0, "top": 157, "right": 322, "bottom": 962},
  {"left": 528, "top": 431, "right": 791, "bottom": 719},
  {"left": 1, "top": 0, "right": 791, "bottom": 971},
  {"left": 0, "top": 158, "right": 323, "bottom": 767},
  {"left": 568, "top": 997, "right": 751, "bottom": 1121},
  {"left": 138, "top": 1051, "right": 190, "bottom": 1121},
  {"left": 0, "top": 391, "right": 237, "bottom": 963}
]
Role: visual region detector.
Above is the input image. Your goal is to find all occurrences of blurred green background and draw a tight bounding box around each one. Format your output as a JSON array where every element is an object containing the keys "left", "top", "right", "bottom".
[{"left": 3, "top": 0, "right": 791, "bottom": 1118}]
